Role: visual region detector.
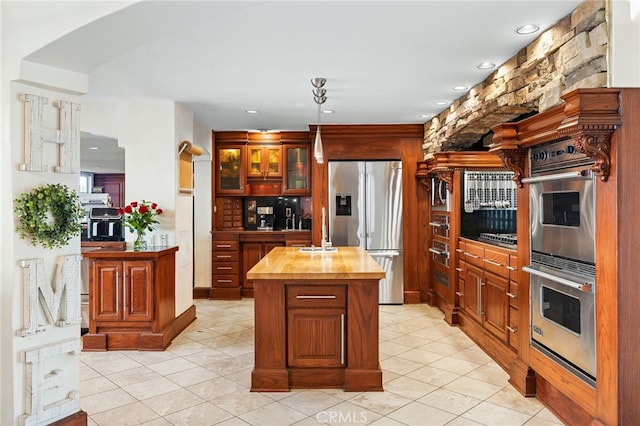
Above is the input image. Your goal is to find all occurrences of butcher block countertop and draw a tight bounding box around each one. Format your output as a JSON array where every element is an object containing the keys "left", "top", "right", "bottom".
[{"left": 246, "top": 246, "right": 385, "bottom": 281}]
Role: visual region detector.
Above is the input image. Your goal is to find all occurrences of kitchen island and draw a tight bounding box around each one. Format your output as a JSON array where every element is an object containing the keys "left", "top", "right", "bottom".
[
  {"left": 82, "top": 246, "right": 191, "bottom": 351},
  {"left": 247, "top": 246, "right": 385, "bottom": 392}
]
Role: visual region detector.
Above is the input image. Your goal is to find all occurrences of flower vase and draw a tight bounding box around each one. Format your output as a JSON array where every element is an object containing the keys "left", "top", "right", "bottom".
[{"left": 133, "top": 230, "right": 147, "bottom": 251}]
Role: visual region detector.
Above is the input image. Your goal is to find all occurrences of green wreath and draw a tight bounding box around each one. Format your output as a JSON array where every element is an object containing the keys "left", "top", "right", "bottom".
[{"left": 14, "top": 183, "right": 85, "bottom": 249}]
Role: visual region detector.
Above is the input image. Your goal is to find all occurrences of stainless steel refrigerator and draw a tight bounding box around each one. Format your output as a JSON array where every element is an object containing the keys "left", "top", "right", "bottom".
[{"left": 328, "top": 160, "right": 403, "bottom": 304}]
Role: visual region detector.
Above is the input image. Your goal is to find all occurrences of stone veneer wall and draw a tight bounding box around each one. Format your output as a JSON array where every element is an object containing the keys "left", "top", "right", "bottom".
[{"left": 423, "top": 0, "right": 607, "bottom": 158}]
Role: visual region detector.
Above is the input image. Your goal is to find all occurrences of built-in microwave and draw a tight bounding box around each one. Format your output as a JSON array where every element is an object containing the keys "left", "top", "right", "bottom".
[{"left": 431, "top": 176, "right": 450, "bottom": 211}]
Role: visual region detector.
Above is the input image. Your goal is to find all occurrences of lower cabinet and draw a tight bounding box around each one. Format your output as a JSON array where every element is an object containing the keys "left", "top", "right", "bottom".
[
  {"left": 458, "top": 239, "right": 513, "bottom": 345},
  {"left": 82, "top": 247, "right": 181, "bottom": 351},
  {"left": 242, "top": 241, "right": 284, "bottom": 295},
  {"left": 92, "top": 260, "right": 154, "bottom": 322},
  {"left": 287, "top": 285, "right": 346, "bottom": 368}
]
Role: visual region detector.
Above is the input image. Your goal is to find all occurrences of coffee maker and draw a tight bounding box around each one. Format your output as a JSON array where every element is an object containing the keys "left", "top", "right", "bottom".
[{"left": 245, "top": 198, "right": 275, "bottom": 231}]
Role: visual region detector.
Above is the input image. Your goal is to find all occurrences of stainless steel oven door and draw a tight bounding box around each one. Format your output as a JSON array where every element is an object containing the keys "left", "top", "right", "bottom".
[
  {"left": 524, "top": 170, "right": 595, "bottom": 264},
  {"left": 525, "top": 263, "right": 596, "bottom": 385}
]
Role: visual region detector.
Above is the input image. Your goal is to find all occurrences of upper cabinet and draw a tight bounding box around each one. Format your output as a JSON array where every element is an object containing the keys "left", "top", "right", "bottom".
[
  {"left": 216, "top": 144, "right": 246, "bottom": 195},
  {"left": 213, "top": 131, "right": 310, "bottom": 196},
  {"left": 247, "top": 145, "right": 282, "bottom": 179},
  {"left": 283, "top": 145, "right": 310, "bottom": 194}
]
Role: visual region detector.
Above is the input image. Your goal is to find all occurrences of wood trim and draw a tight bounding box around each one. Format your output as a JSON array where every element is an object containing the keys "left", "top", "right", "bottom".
[
  {"left": 193, "top": 287, "right": 209, "bottom": 299},
  {"left": 49, "top": 410, "right": 87, "bottom": 426},
  {"left": 171, "top": 304, "right": 197, "bottom": 339}
]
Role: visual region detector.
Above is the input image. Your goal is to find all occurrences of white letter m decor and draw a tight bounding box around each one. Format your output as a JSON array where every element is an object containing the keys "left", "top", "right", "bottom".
[{"left": 17, "top": 255, "right": 82, "bottom": 337}]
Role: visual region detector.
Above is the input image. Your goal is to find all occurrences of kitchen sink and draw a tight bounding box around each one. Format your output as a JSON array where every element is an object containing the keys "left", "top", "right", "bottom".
[{"left": 299, "top": 247, "right": 338, "bottom": 253}]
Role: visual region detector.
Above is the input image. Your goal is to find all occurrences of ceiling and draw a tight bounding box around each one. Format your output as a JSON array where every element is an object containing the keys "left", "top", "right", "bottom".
[{"left": 22, "top": 1, "right": 583, "bottom": 171}]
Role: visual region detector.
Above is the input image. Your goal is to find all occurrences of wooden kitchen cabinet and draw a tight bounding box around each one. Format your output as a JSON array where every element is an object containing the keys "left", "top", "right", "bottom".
[
  {"left": 283, "top": 145, "right": 310, "bottom": 194},
  {"left": 287, "top": 285, "right": 346, "bottom": 368},
  {"left": 211, "top": 233, "right": 241, "bottom": 299},
  {"left": 247, "top": 145, "right": 282, "bottom": 179},
  {"left": 242, "top": 241, "right": 284, "bottom": 295},
  {"left": 93, "top": 173, "right": 125, "bottom": 208},
  {"left": 82, "top": 246, "right": 182, "bottom": 351},
  {"left": 92, "top": 260, "right": 153, "bottom": 322},
  {"left": 215, "top": 144, "right": 246, "bottom": 195},
  {"left": 459, "top": 239, "right": 511, "bottom": 343}
]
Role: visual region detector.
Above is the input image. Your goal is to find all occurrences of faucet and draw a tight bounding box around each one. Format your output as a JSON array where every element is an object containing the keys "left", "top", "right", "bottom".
[{"left": 284, "top": 214, "right": 296, "bottom": 231}]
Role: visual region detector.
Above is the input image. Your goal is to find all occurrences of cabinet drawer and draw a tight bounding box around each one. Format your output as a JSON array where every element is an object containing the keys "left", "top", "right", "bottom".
[
  {"left": 212, "top": 262, "right": 239, "bottom": 275},
  {"left": 508, "top": 281, "right": 518, "bottom": 308},
  {"left": 213, "top": 251, "right": 239, "bottom": 262},
  {"left": 508, "top": 305, "right": 519, "bottom": 351},
  {"left": 213, "top": 240, "right": 239, "bottom": 251},
  {"left": 287, "top": 285, "right": 346, "bottom": 308},
  {"left": 483, "top": 248, "right": 509, "bottom": 277},
  {"left": 508, "top": 255, "right": 518, "bottom": 282},
  {"left": 464, "top": 244, "right": 484, "bottom": 267},
  {"left": 212, "top": 275, "right": 239, "bottom": 287}
]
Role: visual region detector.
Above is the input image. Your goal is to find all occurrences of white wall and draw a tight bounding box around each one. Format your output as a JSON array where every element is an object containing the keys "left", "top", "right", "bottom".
[
  {"left": 610, "top": 0, "right": 640, "bottom": 87},
  {"left": 194, "top": 122, "right": 212, "bottom": 289}
]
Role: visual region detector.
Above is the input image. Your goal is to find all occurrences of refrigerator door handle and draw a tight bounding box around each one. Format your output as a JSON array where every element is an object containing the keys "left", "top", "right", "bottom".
[{"left": 366, "top": 172, "right": 375, "bottom": 238}]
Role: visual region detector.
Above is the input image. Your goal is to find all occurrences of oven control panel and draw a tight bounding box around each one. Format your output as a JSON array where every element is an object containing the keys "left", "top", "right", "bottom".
[{"left": 530, "top": 138, "right": 593, "bottom": 174}]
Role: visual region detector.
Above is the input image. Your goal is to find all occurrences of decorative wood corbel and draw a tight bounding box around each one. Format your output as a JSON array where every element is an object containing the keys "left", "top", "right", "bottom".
[
  {"left": 436, "top": 170, "right": 454, "bottom": 193},
  {"left": 415, "top": 162, "right": 431, "bottom": 191},
  {"left": 495, "top": 148, "right": 527, "bottom": 188},
  {"left": 557, "top": 89, "right": 622, "bottom": 182},
  {"left": 559, "top": 126, "right": 615, "bottom": 182}
]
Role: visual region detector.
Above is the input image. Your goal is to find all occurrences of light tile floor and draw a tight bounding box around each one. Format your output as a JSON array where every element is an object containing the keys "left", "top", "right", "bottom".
[{"left": 81, "top": 299, "right": 564, "bottom": 425}]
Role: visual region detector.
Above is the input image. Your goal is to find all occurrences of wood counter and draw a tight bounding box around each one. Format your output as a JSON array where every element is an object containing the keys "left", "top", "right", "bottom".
[
  {"left": 82, "top": 246, "right": 184, "bottom": 351},
  {"left": 248, "top": 246, "right": 385, "bottom": 392}
]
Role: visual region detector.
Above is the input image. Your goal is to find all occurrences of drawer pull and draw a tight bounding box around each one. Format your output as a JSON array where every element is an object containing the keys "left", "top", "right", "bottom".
[
  {"left": 455, "top": 267, "right": 463, "bottom": 272},
  {"left": 455, "top": 248, "right": 464, "bottom": 253},
  {"left": 216, "top": 255, "right": 232, "bottom": 259},
  {"left": 296, "top": 295, "right": 337, "bottom": 299},
  {"left": 216, "top": 244, "right": 232, "bottom": 248},
  {"left": 216, "top": 266, "right": 232, "bottom": 270},
  {"left": 464, "top": 252, "right": 479, "bottom": 259},
  {"left": 455, "top": 291, "right": 464, "bottom": 296},
  {"left": 507, "top": 292, "right": 517, "bottom": 298},
  {"left": 217, "top": 279, "right": 233, "bottom": 283},
  {"left": 507, "top": 326, "right": 518, "bottom": 333},
  {"left": 506, "top": 266, "right": 517, "bottom": 271},
  {"left": 483, "top": 259, "right": 502, "bottom": 267}
]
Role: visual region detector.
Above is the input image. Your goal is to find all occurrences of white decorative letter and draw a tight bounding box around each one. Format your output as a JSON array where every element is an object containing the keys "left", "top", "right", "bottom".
[
  {"left": 20, "top": 339, "right": 81, "bottom": 426},
  {"left": 18, "top": 255, "right": 82, "bottom": 337},
  {"left": 18, "top": 94, "right": 81, "bottom": 173}
]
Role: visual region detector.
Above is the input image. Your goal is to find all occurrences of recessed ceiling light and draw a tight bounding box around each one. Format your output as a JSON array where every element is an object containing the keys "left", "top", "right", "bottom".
[
  {"left": 322, "top": 109, "right": 334, "bottom": 114},
  {"left": 246, "top": 110, "right": 259, "bottom": 114},
  {"left": 477, "top": 62, "right": 496, "bottom": 70},
  {"left": 516, "top": 24, "right": 540, "bottom": 35},
  {"left": 419, "top": 114, "right": 433, "bottom": 119},
  {"left": 434, "top": 101, "right": 450, "bottom": 106},
  {"left": 89, "top": 146, "right": 100, "bottom": 150},
  {"left": 453, "top": 85, "right": 469, "bottom": 91}
]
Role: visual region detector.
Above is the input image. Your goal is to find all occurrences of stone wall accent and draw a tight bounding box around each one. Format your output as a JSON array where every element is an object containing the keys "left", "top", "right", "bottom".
[{"left": 423, "top": 0, "right": 607, "bottom": 158}]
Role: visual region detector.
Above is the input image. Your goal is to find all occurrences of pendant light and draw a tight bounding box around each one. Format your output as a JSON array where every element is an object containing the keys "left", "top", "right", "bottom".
[{"left": 311, "top": 77, "right": 327, "bottom": 164}]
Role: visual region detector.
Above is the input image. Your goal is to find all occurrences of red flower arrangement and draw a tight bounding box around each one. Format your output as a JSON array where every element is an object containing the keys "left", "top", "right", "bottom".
[{"left": 118, "top": 200, "right": 163, "bottom": 234}]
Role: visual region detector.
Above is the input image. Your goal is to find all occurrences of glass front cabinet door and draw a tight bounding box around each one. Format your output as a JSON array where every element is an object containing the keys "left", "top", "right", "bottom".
[
  {"left": 216, "top": 145, "right": 246, "bottom": 194},
  {"left": 247, "top": 145, "right": 282, "bottom": 179},
  {"left": 283, "top": 145, "right": 310, "bottom": 194}
]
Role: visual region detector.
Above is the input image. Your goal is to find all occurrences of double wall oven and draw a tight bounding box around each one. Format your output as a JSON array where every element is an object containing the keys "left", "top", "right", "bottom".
[{"left": 522, "top": 138, "right": 596, "bottom": 387}]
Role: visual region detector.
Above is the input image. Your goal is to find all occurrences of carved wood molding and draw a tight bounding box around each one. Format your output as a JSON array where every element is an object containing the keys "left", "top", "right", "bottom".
[
  {"left": 436, "top": 170, "right": 454, "bottom": 193},
  {"left": 558, "top": 125, "right": 615, "bottom": 182},
  {"left": 495, "top": 148, "right": 527, "bottom": 188},
  {"left": 415, "top": 162, "right": 431, "bottom": 191}
]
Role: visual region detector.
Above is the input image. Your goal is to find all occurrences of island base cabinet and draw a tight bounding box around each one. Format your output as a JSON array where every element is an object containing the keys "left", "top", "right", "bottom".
[
  {"left": 82, "top": 247, "right": 183, "bottom": 351},
  {"left": 251, "top": 279, "right": 383, "bottom": 392}
]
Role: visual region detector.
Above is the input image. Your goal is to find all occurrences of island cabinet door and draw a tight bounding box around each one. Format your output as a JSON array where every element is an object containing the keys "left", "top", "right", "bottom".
[
  {"left": 286, "top": 285, "right": 347, "bottom": 368},
  {"left": 92, "top": 260, "right": 124, "bottom": 322},
  {"left": 122, "top": 260, "right": 154, "bottom": 322},
  {"left": 287, "top": 307, "right": 346, "bottom": 368}
]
